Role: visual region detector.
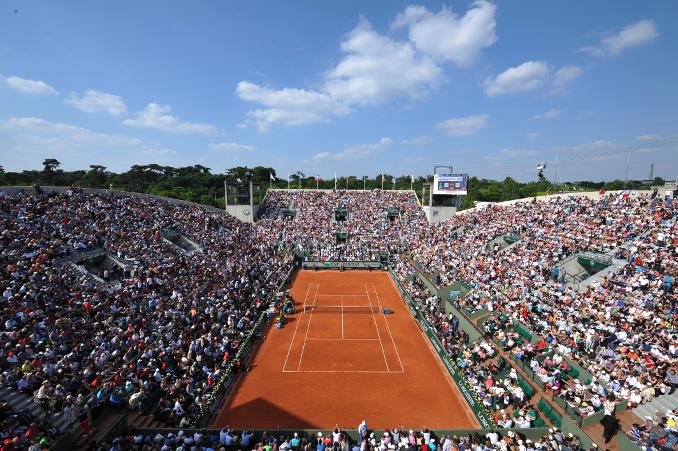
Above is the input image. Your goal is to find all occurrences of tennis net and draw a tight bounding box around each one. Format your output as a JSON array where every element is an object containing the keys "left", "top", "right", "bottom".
[{"left": 302, "top": 305, "right": 382, "bottom": 314}]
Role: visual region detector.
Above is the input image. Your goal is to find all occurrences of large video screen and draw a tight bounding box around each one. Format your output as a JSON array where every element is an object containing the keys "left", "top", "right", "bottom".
[{"left": 433, "top": 174, "right": 468, "bottom": 195}]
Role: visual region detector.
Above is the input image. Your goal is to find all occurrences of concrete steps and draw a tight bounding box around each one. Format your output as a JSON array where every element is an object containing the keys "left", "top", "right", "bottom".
[
  {"left": 632, "top": 392, "right": 678, "bottom": 420},
  {"left": 0, "top": 384, "right": 44, "bottom": 420},
  {"left": 0, "top": 384, "right": 77, "bottom": 433}
]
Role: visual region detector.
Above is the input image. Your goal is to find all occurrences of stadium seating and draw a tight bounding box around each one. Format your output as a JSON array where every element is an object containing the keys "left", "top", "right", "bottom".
[{"left": 1, "top": 187, "right": 675, "bottom": 450}]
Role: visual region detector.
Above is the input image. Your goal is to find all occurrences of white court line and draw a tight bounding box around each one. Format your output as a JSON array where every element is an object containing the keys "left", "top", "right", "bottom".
[
  {"left": 296, "top": 283, "right": 319, "bottom": 371},
  {"left": 341, "top": 295, "right": 344, "bottom": 339},
  {"left": 371, "top": 283, "right": 405, "bottom": 372},
  {"left": 306, "top": 338, "right": 381, "bottom": 341},
  {"left": 365, "top": 283, "right": 390, "bottom": 372},
  {"left": 282, "top": 282, "right": 312, "bottom": 372},
  {"left": 315, "top": 294, "right": 369, "bottom": 297},
  {"left": 304, "top": 305, "right": 379, "bottom": 308},
  {"left": 282, "top": 369, "right": 405, "bottom": 374}
]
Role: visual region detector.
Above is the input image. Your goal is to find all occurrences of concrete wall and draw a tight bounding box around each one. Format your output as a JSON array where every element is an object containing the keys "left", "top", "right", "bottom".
[
  {"left": 225, "top": 204, "right": 260, "bottom": 223},
  {"left": 422, "top": 205, "right": 458, "bottom": 224}
]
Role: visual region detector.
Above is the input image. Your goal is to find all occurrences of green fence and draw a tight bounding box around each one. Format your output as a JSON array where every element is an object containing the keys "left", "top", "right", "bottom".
[
  {"left": 617, "top": 432, "right": 643, "bottom": 451},
  {"left": 513, "top": 319, "right": 538, "bottom": 344},
  {"left": 443, "top": 302, "right": 483, "bottom": 343},
  {"left": 389, "top": 272, "right": 495, "bottom": 429},
  {"left": 303, "top": 261, "right": 382, "bottom": 269}
]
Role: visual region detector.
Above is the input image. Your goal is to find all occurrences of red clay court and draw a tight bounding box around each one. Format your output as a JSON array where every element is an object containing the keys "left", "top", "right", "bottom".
[{"left": 212, "top": 270, "right": 478, "bottom": 430}]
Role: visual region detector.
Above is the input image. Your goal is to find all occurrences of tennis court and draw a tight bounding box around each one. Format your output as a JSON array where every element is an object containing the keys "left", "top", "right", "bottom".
[{"left": 212, "top": 270, "right": 478, "bottom": 429}]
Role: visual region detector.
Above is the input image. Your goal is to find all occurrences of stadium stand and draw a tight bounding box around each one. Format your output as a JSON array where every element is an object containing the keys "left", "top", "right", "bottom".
[{"left": 1, "top": 186, "right": 675, "bottom": 450}]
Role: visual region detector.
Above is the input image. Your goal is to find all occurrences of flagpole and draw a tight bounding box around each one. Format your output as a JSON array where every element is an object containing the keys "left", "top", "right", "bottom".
[
  {"left": 287, "top": 173, "right": 290, "bottom": 190},
  {"left": 381, "top": 174, "right": 384, "bottom": 190}
]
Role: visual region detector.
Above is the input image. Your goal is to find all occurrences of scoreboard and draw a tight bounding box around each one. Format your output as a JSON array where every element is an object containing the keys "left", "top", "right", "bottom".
[{"left": 433, "top": 174, "right": 468, "bottom": 195}]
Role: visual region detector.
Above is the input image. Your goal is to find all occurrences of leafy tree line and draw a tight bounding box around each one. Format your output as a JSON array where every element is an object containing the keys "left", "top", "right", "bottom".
[{"left": 0, "top": 159, "right": 666, "bottom": 210}]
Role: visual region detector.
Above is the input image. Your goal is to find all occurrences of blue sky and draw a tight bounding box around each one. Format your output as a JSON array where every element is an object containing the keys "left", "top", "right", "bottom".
[{"left": 1, "top": 0, "right": 676, "bottom": 181}]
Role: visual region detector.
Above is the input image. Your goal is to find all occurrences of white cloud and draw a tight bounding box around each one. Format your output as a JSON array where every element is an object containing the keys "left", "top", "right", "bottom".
[
  {"left": 391, "top": 1, "right": 497, "bottom": 67},
  {"left": 484, "top": 61, "right": 550, "bottom": 96},
  {"left": 235, "top": 15, "right": 448, "bottom": 131},
  {"left": 324, "top": 19, "right": 443, "bottom": 105},
  {"left": 209, "top": 142, "right": 255, "bottom": 152},
  {"left": 636, "top": 134, "right": 660, "bottom": 141},
  {"left": 235, "top": 81, "right": 349, "bottom": 132},
  {"left": 0, "top": 116, "right": 188, "bottom": 171},
  {"left": 579, "top": 20, "right": 658, "bottom": 57},
  {"left": 436, "top": 114, "right": 488, "bottom": 136},
  {"left": 551, "top": 66, "right": 582, "bottom": 93},
  {"left": 66, "top": 90, "right": 127, "bottom": 115},
  {"left": 527, "top": 132, "right": 539, "bottom": 140},
  {"left": 312, "top": 137, "right": 393, "bottom": 161},
  {"left": 402, "top": 135, "right": 431, "bottom": 145},
  {"left": 3, "top": 117, "right": 135, "bottom": 143},
  {"left": 124, "top": 103, "right": 216, "bottom": 134},
  {"left": 564, "top": 139, "right": 614, "bottom": 153},
  {"left": 2, "top": 75, "right": 58, "bottom": 95},
  {"left": 533, "top": 109, "right": 561, "bottom": 119},
  {"left": 501, "top": 148, "right": 540, "bottom": 158}
]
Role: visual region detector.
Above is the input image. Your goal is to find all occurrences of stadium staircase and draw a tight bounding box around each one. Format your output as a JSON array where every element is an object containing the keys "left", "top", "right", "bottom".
[
  {"left": 461, "top": 308, "right": 626, "bottom": 449},
  {"left": 457, "top": 312, "right": 569, "bottom": 431},
  {"left": 631, "top": 391, "right": 678, "bottom": 421},
  {"left": 0, "top": 384, "right": 44, "bottom": 422},
  {"left": 0, "top": 384, "right": 88, "bottom": 441}
]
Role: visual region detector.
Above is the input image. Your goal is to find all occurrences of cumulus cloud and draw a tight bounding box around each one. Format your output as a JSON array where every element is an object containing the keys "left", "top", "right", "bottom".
[
  {"left": 484, "top": 61, "right": 550, "bottom": 96},
  {"left": 209, "top": 142, "right": 255, "bottom": 152},
  {"left": 402, "top": 135, "right": 431, "bottom": 145},
  {"left": 636, "top": 134, "right": 660, "bottom": 142},
  {"left": 391, "top": 1, "right": 497, "bottom": 67},
  {"left": 312, "top": 137, "right": 393, "bottom": 161},
  {"left": 564, "top": 139, "right": 614, "bottom": 153},
  {"left": 579, "top": 19, "right": 658, "bottom": 57},
  {"left": 66, "top": 90, "right": 128, "bottom": 115},
  {"left": 551, "top": 66, "right": 582, "bottom": 93},
  {"left": 236, "top": 4, "right": 497, "bottom": 131},
  {"left": 324, "top": 19, "right": 443, "bottom": 106},
  {"left": 2, "top": 75, "right": 58, "bottom": 95},
  {"left": 2, "top": 116, "right": 141, "bottom": 149},
  {"left": 436, "top": 114, "right": 488, "bottom": 136},
  {"left": 235, "top": 81, "right": 349, "bottom": 132},
  {"left": 0, "top": 116, "right": 183, "bottom": 171},
  {"left": 533, "top": 109, "right": 561, "bottom": 119},
  {"left": 124, "top": 103, "right": 216, "bottom": 134}
]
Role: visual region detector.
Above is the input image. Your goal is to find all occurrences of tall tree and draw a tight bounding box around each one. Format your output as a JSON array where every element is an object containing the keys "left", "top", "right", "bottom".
[{"left": 42, "top": 159, "right": 61, "bottom": 185}]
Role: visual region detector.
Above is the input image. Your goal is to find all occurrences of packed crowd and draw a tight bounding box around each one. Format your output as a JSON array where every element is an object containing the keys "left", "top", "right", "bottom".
[
  {"left": 1, "top": 186, "right": 676, "bottom": 450},
  {"left": 628, "top": 409, "right": 678, "bottom": 451},
  {"left": 1, "top": 188, "right": 290, "bottom": 448},
  {"left": 256, "top": 190, "right": 429, "bottom": 261},
  {"left": 408, "top": 277, "right": 541, "bottom": 429},
  {"left": 102, "top": 425, "right": 599, "bottom": 451},
  {"left": 406, "top": 193, "right": 676, "bottom": 415}
]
